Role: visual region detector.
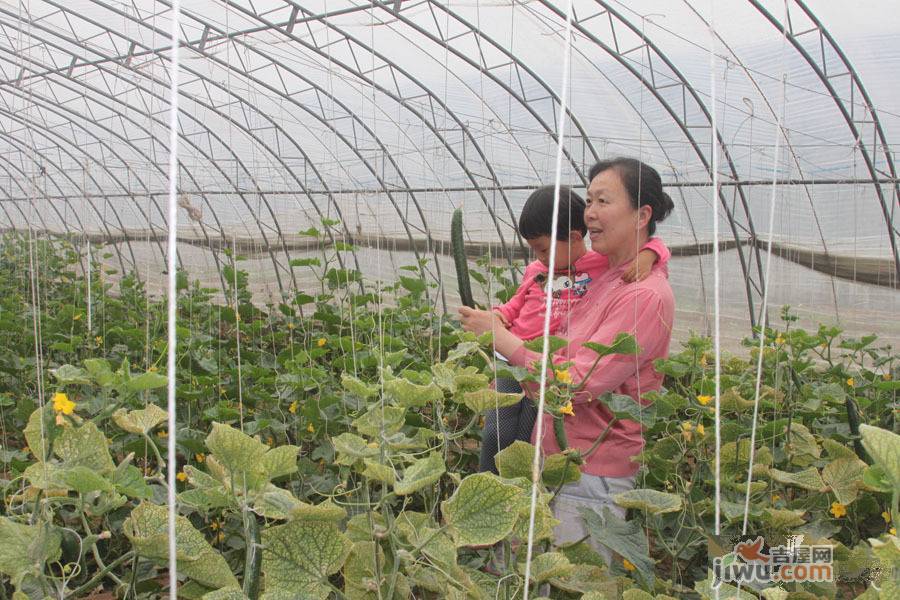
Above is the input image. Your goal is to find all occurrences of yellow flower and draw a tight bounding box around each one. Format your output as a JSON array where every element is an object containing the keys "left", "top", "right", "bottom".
[
  {"left": 288, "top": 401, "right": 298, "bottom": 414},
  {"left": 195, "top": 453, "right": 205, "bottom": 463},
  {"left": 696, "top": 423, "right": 705, "bottom": 437},
  {"left": 176, "top": 471, "right": 187, "bottom": 482},
  {"left": 52, "top": 392, "right": 76, "bottom": 415},
  {"left": 884, "top": 373, "right": 893, "bottom": 381},
  {"left": 559, "top": 401, "right": 575, "bottom": 416},
  {"left": 846, "top": 377, "right": 855, "bottom": 387},
  {"left": 772, "top": 494, "right": 781, "bottom": 503},
  {"left": 681, "top": 421, "right": 693, "bottom": 442},
  {"left": 775, "top": 335, "right": 785, "bottom": 345},
  {"left": 157, "top": 430, "right": 168, "bottom": 438},
  {"left": 216, "top": 531, "right": 225, "bottom": 543},
  {"left": 830, "top": 502, "right": 847, "bottom": 518},
  {"left": 697, "top": 395, "right": 712, "bottom": 406},
  {"left": 209, "top": 520, "right": 220, "bottom": 531},
  {"left": 95, "top": 336, "right": 103, "bottom": 345},
  {"left": 891, "top": 528, "right": 897, "bottom": 536},
  {"left": 554, "top": 369, "right": 572, "bottom": 385},
  {"left": 317, "top": 338, "right": 327, "bottom": 347},
  {"left": 73, "top": 313, "right": 82, "bottom": 321},
  {"left": 681, "top": 421, "right": 693, "bottom": 431},
  {"left": 623, "top": 558, "right": 636, "bottom": 571},
  {"left": 148, "top": 366, "right": 158, "bottom": 372},
  {"left": 699, "top": 354, "right": 708, "bottom": 367},
  {"left": 287, "top": 323, "right": 295, "bottom": 330},
  {"left": 307, "top": 422, "right": 316, "bottom": 433},
  {"left": 266, "top": 436, "right": 274, "bottom": 446},
  {"left": 883, "top": 511, "right": 892, "bottom": 523}
]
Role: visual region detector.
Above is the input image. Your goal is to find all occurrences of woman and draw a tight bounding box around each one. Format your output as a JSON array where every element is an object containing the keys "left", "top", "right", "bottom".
[{"left": 459, "top": 157, "right": 675, "bottom": 557}]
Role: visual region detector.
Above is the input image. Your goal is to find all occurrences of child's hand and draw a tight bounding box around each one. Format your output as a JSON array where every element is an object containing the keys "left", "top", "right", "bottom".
[
  {"left": 622, "top": 249, "right": 657, "bottom": 283},
  {"left": 492, "top": 309, "right": 510, "bottom": 328}
]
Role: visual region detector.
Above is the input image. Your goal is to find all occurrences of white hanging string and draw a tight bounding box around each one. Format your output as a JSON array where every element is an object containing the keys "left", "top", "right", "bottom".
[
  {"left": 742, "top": 1, "right": 789, "bottom": 535},
  {"left": 708, "top": 1, "right": 723, "bottom": 540},
  {"left": 523, "top": 1, "right": 574, "bottom": 597},
  {"left": 165, "top": 0, "right": 182, "bottom": 598}
]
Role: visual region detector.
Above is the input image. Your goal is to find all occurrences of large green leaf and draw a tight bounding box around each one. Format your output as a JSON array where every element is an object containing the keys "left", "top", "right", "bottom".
[
  {"left": 442, "top": 473, "right": 520, "bottom": 547},
  {"left": 580, "top": 507, "right": 654, "bottom": 584},
  {"left": 362, "top": 460, "right": 396, "bottom": 485},
  {"left": 290, "top": 500, "right": 347, "bottom": 522},
  {"left": 23, "top": 405, "right": 61, "bottom": 462},
  {"left": 860, "top": 424, "right": 900, "bottom": 491},
  {"left": 821, "top": 457, "right": 867, "bottom": 504},
  {"left": 581, "top": 332, "right": 639, "bottom": 358},
  {"left": 123, "top": 503, "right": 238, "bottom": 590},
  {"left": 260, "top": 519, "right": 351, "bottom": 600},
  {"left": 112, "top": 404, "right": 168, "bottom": 435},
  {"left": 523, "top": 336, "right": 569, "bottom": 355},
  {"left": 341, "top": 374, "right": 378, "bottom": 399},
  {"left": 261, "top": 444, "right": 299, "bottom": 480},
  {"left": 495, "top": 440, "right": 535, "bottom": 480},
  {"left": 0, "top": 519, "right": 61, "bottom": 587},
  {"left": 53, "top": 421, "right": 115, "bottom": 473},
  {"left": 614, "top": 489, "right": 683, "bottom": 515},
  {"left": 201, "top": 588, "right": 248, "bottom": 600},
  {"left": 23, "top": 461, "right": 69, "bottom": 491},
  {"left": 396, "top": 513, "right": 456, "bottom": 569},
  {"left": 383, "top": 377, "right": 442, "bottom": 408},
  {"left": 252, "top": 485, "right": 302, "bottom": 520},
  {"left": 60, "top": 465, "right": 114, "bottom": 494},
  {"left": 332, "top": 432, "right": 380, "bottom": 466},
  {"left": 352, "top": 405, "right": 406, "bottom": 438},
  {"left": 541, "top": 453, "right": 582, "bottom": 488},
  {"left": 110, "top": 463, "right": 153, "bottom": 499},
  {"left": 768, "top": 467, "right": 825, "bottom": 491},
  {"left": 516, "top": 552, "right": 573, "bottom": 583},
  {"left": 606, "top": 393, "right": 656, "bottom": 426},
  {"left": 126, "top": 371, "right": 169, "bottom": 392},
  {"left": 205, "top": 422, "right": 268, "bottom": 491},
  {"left": 461, "top": 389, "right": 524, "bottom": 413},
  {"left": 342, "top": 541, "right": 410, "bottom": 600},
  {"left": 395, "top": 452, "right": 445, "bottom": 496},
  {"left": 51, "top": 364, "right": 90, "bottom": 384}
]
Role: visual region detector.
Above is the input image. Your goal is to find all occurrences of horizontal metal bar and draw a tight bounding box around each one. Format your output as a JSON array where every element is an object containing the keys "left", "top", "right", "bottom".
[{"left": 1, "top": 177, "right": 897, "bottom": 202}]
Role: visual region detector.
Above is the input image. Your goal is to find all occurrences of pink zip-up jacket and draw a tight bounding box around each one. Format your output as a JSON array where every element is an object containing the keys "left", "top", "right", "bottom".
[
  {"left": 493, "top": 238, "right": 670, "bottom": 341},
  {"left": 506, "top": 261, "right": 674, "bottom": 478}
]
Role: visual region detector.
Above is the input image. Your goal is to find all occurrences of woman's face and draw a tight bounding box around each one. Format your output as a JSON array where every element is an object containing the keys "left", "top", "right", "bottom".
[{"left": 584, "top": 168, "right": 649, "bottom": 264}]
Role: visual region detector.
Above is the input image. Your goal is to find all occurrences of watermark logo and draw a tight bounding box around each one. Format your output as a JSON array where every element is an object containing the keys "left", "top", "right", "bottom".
[{"left": 713, "top": 536, "right": 833, "bottom": 588}]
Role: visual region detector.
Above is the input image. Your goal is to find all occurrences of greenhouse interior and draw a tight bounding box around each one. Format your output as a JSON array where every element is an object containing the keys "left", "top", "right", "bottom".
[{"left": 0, "top": 1, "right": 898, "bottom": 599}]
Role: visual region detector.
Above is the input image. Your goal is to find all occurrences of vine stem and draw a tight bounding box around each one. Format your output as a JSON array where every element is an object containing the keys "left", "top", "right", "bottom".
[{"left": 64, "top": 551, "right": 134, "bottom": 599}]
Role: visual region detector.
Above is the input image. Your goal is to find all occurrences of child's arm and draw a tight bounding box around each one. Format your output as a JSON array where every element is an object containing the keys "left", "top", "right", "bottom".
[
  {"left": 492, "top": 263, "right": 540, "bottom": 326},
  {"left": 622, "top": 237, "right": 671, "bottom": 282}
]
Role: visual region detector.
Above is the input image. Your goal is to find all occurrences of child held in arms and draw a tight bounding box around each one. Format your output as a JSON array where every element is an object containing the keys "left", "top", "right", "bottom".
[{"left": 478, "top": 184, "right": 670, "bottom": 473}]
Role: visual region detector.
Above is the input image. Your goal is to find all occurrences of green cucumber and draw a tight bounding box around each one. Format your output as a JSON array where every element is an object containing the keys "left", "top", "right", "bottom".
[{"left": 451, "top": 208, "right": 475, "bottom": 308}]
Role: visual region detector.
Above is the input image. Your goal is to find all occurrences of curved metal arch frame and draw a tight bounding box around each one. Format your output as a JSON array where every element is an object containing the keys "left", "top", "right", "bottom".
[
  {"left": 229, "top": 0, "right": 527, "bottom": 260},
  {"left": 7, "top": 3, "right": 316, "bottom": 300},
  {"left": 80, "top": 0, "right": 450, "bottom": 303},
  {"left": 534, "top": 0, "right": 766, "bottom": 329},
  {"left": 169, "top": 0, "right": 521, "bottom": 273},
  {"left": 749, "top": 0, "right": 899, "bottom": 281},
  {"left": 0, "top": 156, "right": 77, "bottom": 249},
  {"left": 0, "top": 120, "right": 135, "bottom": 273},
  {"left": 0, "top": 39, "right": 243, "bottom": 292},
  {"left": 0, "top": 18, "right": 372, "bottom": 300},
  {"left": 683, "top": 2, "right": 842, "bottom": 324},
  {"left": 335, "top": 0, "right": 594, "bottom": 186}
]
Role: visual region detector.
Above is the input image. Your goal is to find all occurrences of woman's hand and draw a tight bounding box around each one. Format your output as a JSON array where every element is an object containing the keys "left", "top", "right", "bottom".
[{"left": 458, "top": 306, "right": 503, "bottom": 335}]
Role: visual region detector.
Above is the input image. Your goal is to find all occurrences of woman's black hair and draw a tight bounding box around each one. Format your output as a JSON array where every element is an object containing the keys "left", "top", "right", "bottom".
[
  {"left": 517, "top": 185, "right": 587, "bottom": 241},
  {"left": 587, "top": 158, "right": 674, "bottom": 236}
]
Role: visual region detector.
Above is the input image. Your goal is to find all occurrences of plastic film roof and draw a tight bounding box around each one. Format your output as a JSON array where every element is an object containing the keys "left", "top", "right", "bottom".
[{"left": 1, "top": 0, "right": 898, "bottom": 347}]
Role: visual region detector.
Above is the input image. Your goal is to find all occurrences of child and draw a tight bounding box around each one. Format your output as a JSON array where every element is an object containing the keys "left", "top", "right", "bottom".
[{"left": 479, "top": 184, "right": 669, "bottom": 473}]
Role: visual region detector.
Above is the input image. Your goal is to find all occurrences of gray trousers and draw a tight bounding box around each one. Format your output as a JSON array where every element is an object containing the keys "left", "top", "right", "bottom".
[
  {"left": 552, "top": 473, "right": 635, "bottom": 566},
  {"left": 478, "top": 377, "right": 537, "bottom": 474}
]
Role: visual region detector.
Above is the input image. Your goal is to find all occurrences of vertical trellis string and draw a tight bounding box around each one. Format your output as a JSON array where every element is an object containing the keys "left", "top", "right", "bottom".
[
  {"left": 708, "top": 0, "right": 723, "bottom": 541},
  {"left": 165, "top": 0, "right": 182, "bottom": 597},
  {"left": 742, "top": 0, "right": 790, "bottom": 535},
  {"left": 523, "top": 1, "right": 574, "bottom": 597}
]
